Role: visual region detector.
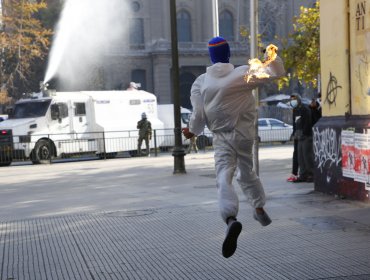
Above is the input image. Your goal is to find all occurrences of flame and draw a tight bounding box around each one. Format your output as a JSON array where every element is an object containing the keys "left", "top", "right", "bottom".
[{"left": 244, "top": 44, "right": 278, "bottom": 83}]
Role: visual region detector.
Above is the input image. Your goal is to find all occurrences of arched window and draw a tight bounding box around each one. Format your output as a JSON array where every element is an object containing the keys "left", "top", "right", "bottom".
[
  {"left": 130, "top": 18, "right": 144, "bottom": 49},
  {"left": 177, "top": 10, "right": 192, "bottom": 42},
  {"left": 219, "top": 10, "right": 234, "bottom": 41}
]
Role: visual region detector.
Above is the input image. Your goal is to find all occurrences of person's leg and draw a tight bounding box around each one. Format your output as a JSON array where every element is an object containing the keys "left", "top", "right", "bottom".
[
  {"left": 137, "top": 137, "right": 143, "bottom": 155},
  {"left": 145, "top": 137, "right": 150, "bottom": 155},
  {"left": 187, "top": 142, "right": 191, "bottom": 153},
  {"left": 288, "top": 139, "right": 299, "bottom": 181},
  {"left": 193, "top": 137, "right": 198, "bottom": 153},
  {"left": 292, "top": 139, "right": 299, "bottom": 175},
  {"left": 214, "top": 133, "right": 242, "bottom": 258},
  {"left": 213, "top": 133, "right": 239, "bottom": 223},
  {"left": 234, "top": 135, "right": 271, "bottom": 226},
  {"left": 235, "top": 139, "right": 266, "bottom": 209},
  {"left": 302, "top": 137, "right": 314, "bottom": 180},
  {"left": 297, "top": 139, "right": 307, "bottom": 179},
  {"left": 188, "top": 137, "right": 194, "bottom": 153}
]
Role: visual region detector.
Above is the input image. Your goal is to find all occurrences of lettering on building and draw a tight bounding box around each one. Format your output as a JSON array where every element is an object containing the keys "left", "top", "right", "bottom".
[{"left": 356, "top": 1, "right": 367, "bottom": 31}]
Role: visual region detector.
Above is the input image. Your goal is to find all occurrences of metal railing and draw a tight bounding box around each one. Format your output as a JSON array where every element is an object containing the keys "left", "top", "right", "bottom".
[
  {"left": 0, "top": 127, "right": 293, "bottom": 166},
  {"left": 0, "top": 128, "right": 214, "bottom": 165}
]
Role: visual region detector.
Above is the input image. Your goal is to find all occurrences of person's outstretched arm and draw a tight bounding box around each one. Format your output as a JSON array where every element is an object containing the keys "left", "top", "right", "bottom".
[{"left": 188, "top": 75, "right": 207, "bottom": 136}]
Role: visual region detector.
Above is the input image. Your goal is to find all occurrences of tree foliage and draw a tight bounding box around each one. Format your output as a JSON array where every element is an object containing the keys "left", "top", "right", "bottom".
[
  {"left": 279, "top": 1, "right": 320, "bottom": 90},
  {"left": 0, "top": 0, "right": 52, "bottom": 99}
]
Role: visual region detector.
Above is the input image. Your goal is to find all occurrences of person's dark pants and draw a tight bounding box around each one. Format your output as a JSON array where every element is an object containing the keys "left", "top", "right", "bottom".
[
  {"left": 138, "top": 136, "right": 150, "bottom": 155},
  {"left": 297, "top": 136, "right": 314, "bottom": 179},
  {"left": 292, "top": 139, "right": 299, "bottom": 176}
]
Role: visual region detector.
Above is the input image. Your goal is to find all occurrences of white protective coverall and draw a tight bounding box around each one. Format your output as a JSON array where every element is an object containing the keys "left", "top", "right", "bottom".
[{"left": 189, "top": 57, "right": 285, "bottom": 222}]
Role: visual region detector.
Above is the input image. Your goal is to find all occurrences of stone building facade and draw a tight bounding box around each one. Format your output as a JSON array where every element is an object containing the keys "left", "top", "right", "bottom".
[{"left": 101, "top": 0, "right": 316, "bottom": 109}]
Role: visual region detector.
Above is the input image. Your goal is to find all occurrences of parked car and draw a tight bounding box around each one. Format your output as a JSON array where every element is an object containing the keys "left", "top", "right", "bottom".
[
  {"left": 0, "top": 115, "right": 8, "bottom": 122},
  {"left": 258, "top": 118, "right": 293, "bottom": 144}
]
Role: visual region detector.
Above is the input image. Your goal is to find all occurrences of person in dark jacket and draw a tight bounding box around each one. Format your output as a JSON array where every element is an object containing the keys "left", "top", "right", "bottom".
[
  {"left": 287, "top": 105, "right": 299, "bottom": 182},
  {"left": 309, "top": 96, "right": 322, "bottom": 126},
  {"left": 290, "top": 94, "right": 314, "bottom": 182}
]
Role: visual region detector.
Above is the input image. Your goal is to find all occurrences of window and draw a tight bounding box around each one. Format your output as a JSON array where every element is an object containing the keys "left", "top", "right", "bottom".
[
  {"left": 129, "top": 18, "right": 144, "bottom": 49},
  {"left": 58, "top": 103, "right": 69, "bottom": 118},
  {"left": 269, "top": 119, "right": 285, "bottom": 127},
  {"left": 13, "top": 100, "right": 51, "bottom": 119},
  {"left": 219, "top": 10, "right": 234, "bottom": 41},
  {"left": 131, "top": 1, "right": 140, "bottom": 12},
  {"left": 131, "top": 69, "right": 146, "bottom": 90},
  {"left": 259, "top": 3, "right": 276, "bottom": 42},
  {"left": 177, "top": 10, "right": 192, "bottom": 42},
  {"left": 74, "top": 103, "right": 86, "bottom": 116},
  {"left": 258, "top": 119, "right": 268, "bottom": 127}
]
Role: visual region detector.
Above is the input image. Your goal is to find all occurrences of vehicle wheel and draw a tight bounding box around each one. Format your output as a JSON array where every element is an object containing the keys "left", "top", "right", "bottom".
[
  {"left": 196, "top": 135, "right": 209, "bottom": 150},
  {"left": 31, "top": 139, "right": 54, "bottom": 164},
  {"left": 159, "top": 146, "right": 170, "bottom": 152},
  {"left": 128, "top": 150, "right": 139, "bottom": 157},
  {"left": 0, "top": 160, "right": 12, "bottom": 166},
  {"left": 98, "top": 152, "right": 117, "bottom": 159}
]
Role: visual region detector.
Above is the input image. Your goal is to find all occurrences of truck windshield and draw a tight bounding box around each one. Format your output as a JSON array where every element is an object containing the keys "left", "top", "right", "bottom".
[{"left": 12, "top": 100, "right": 51, "bottom": 119}]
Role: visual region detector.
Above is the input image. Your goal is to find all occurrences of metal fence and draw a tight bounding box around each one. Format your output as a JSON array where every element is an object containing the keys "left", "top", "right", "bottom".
[
  {"left": 0, "top": 127, "right": 293, "bottom": 166},
  {"left": 0, "top": 129, "right": 214, "bottom": 166},
  {"left": 258, "top": 106, "right": 293, "bottom": 125}
]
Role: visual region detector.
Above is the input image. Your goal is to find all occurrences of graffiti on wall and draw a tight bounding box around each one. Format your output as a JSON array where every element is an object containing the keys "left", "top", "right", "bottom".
[
  {"left": 313, "top": 127, "right": 342, "bottom": 173},
  {"left": 325, "top": 72, "right": 342, "bottom": 107}
]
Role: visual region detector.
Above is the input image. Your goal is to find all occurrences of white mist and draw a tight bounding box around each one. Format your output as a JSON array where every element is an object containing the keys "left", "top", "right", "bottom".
[{"left": 44, "top": 0, "right": 129, "bottom": 90}]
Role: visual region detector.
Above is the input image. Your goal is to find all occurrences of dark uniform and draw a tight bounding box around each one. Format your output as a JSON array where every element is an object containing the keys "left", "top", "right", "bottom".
[
  {"left": 292, "top": 95, "right": 314, "bottom": 182},
  {"left": 137, "top": 113, "right": 152, "bottom": 156}
]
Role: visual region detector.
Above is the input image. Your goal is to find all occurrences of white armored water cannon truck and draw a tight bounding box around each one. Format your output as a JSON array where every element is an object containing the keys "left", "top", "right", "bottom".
[{"left": 0, "top": 83, "right": 164, "bottom": 166}]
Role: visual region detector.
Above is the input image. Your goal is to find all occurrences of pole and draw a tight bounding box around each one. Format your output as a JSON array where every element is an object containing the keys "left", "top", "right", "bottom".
[
  {"left": 212, "top": 0, "right": 219, "bottom": 37},
  {"left": 250, "top": 0, "right": 259, "bottom": 175},
  {"left": 169, "top": 0, "right": 186, "bottom": 174}
]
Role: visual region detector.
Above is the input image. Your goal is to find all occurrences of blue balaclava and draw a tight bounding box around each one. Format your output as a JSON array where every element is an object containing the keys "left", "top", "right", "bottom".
[{"left": 208, "top": 36, "right": 230, "bottom": 64}]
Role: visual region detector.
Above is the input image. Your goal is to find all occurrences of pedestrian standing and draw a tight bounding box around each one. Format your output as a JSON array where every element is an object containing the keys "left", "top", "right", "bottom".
[
  {"left": 290, "top": 94, "right": 314, "bottom": 182},
  {"left": 137, "top": 112, "right": 152, "bottom": 156},
  {"left": 287, "top": 105, "right": 299, "bottom": 182},
  {"left": 187, "top": 135, "right": 198, "bottom": 154}
]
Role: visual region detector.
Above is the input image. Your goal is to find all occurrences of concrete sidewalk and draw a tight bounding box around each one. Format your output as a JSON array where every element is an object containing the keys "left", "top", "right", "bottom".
[{"left": 1, "top": 145, "right": 370, "bottom": 280}]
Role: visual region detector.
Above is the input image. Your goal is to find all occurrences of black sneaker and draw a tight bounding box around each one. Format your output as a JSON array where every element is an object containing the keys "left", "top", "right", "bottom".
[{"left": 222, "top": 221, "right": 242, "bottom": 258}]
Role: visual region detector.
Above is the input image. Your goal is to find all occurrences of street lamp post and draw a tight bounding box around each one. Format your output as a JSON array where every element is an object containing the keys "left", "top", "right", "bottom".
[
  {"left": 250, "top": 0, "right": 259, "bottom": 175},
  {"left": 169, "top": 0, "right": 186, "bottom": 174},
  {"left": 212, "top": 0, "right": 219, "bottom": 37}
]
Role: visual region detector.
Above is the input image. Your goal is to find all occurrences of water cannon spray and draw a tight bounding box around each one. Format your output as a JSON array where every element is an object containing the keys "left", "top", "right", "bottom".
[
  {"left": 39, "top": 81, "right": 56, "bottom": 97},
  {"left": 40, "top": 81, "right": 49, "bottom": 93}
]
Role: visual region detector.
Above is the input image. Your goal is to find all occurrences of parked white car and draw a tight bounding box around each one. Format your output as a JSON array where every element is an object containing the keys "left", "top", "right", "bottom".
[{"left": 258, "top": 118, "right": 293, "bottom": 144}]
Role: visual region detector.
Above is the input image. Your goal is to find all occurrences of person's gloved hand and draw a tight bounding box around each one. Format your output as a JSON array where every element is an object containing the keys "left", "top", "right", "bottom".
[{"left": 182, "top": 127, "right": 195, "bottom": 139}]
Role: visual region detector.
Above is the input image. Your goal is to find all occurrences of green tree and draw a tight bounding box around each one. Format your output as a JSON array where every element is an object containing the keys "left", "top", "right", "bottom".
[
  {"left": 280, "top": 1, "right": 320, "bottom": 90},
  {"left": 0, "top": 0, "right": 52, "bottom": 99}
]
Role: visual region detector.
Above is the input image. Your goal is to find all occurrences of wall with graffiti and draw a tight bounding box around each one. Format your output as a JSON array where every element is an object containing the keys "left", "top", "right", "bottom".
[
  {"left": 314, "top": 117, "right": 370, "bottom": 201},
  {"left": 317, "top": 0, "right": 370, "bottom": 201}
]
